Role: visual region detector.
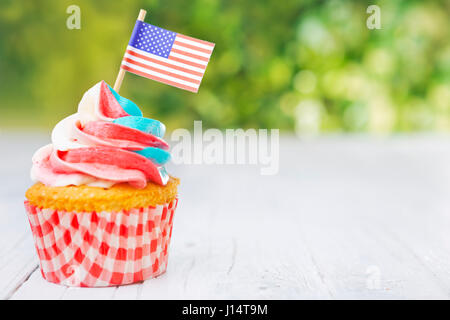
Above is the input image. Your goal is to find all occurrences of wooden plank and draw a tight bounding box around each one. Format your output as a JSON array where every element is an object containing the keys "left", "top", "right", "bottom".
[
  {"left": 139, "top": 165, "right": 336, "bottom": 299},
  {"left": 5, "top": 134, "right": 450, "bottom": 299},
  {"left": 0, "top": 132, "right": 48, "bottom": 298},
  {"left": 60, "top": 286, "right": 117, "bottom": 300},
  {"left": 10, "top": 269, "right": 67, "bottom": 300},
  {"left": 0, "top": 200, "right": 39, "bottom": 299},
  {"left": 113, "top": 283, "right": 142, "bottom": 300}
]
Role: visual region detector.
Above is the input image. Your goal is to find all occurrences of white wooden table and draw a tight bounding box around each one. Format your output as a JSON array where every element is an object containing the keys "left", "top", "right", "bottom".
[{"left": 1, "top": 132, "right": 450, "bottom": 299}]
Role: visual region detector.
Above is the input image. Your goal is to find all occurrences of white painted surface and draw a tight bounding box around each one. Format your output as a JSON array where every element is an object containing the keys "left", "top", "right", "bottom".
[{"left": 1, "top": 132, "right": 450, "bottom": 299}]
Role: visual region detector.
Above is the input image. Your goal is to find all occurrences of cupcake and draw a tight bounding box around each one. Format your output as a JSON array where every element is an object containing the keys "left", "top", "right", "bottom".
[{"left": 24, "top": 81, "right": 179, "bottom": 287}]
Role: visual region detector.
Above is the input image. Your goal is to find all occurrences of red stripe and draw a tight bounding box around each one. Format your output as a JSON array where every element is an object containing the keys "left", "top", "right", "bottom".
[
  {"left": 167, "top": 55, "right": 207, "bottom": 69},
  {"left": 177, "top": 34, "right": 215, "bottom": 47},
  {"left": 126, "top": 49, "right": 205, "bottom": 76},
  {"left": 170, "top": 48, "right": 210, "bottom": 62},
  {"left": 121, "top": 65, "right": 199, "bottom": 93},
  {"left": 173, "top": 40, "right": 213, "bottom": 54},
  {"left": 123, "top": 57, "right": 201, "bottom": 84}
]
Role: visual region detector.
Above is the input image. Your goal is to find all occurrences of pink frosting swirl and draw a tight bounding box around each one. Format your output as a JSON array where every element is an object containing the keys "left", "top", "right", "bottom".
[{"left": 31, "top": 81, "right": 170, "bottom": 189}]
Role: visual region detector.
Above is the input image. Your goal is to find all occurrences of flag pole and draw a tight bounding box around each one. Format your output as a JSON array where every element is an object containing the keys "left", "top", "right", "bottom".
[{"left": 113, "top": 9, "right": 147, "bottom": 92}]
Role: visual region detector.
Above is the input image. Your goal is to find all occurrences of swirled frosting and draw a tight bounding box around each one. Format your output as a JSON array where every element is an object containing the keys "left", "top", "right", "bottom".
[{"left": 31, "top": 81, "right": 170, "bottom": 189}]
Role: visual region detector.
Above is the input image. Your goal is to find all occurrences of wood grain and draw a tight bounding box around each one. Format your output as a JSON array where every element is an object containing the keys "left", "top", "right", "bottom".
[{"left": 2, "top": 133, "right": 450, "bottom": 299}]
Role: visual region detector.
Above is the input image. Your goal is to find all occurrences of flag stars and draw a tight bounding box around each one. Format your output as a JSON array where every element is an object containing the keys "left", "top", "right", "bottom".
[{"left": 132, "top": 23, "right": 176, "bottom": 57}]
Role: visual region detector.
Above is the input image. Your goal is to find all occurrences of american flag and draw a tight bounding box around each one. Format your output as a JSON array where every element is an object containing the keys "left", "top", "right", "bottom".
[{"left": 121, "top": 20, "right": 215, "bottom": 93}]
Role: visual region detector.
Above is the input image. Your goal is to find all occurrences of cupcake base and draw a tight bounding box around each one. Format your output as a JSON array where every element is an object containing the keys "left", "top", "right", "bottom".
[{"left": 24, "top": 198, "right": 178, "bottom": 287}]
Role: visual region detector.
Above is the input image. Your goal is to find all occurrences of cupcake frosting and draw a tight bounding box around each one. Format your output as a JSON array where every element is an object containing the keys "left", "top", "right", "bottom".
[{"left": 31, "top": 81, "right": 170, "bottom": 189}]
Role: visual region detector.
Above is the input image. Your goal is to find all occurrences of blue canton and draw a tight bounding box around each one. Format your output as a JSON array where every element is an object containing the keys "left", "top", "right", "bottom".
[{"left": 129, "top": 21, "right": 177, "bottom": 58}]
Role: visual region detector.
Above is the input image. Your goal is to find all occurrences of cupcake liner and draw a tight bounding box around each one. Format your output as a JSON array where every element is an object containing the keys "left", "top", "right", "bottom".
[{"left": 24, "top": 198, "right": 178, "bottom": 287}]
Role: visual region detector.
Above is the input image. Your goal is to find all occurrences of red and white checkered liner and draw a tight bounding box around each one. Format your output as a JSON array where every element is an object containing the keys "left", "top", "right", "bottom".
[{"left": 24, "top": 198, "right": 178, "bottom": 287}]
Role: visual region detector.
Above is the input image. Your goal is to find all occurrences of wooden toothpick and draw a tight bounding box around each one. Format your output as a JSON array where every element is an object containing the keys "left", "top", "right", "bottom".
[{"left": 113, "top": 9, "right": 147, "bottom": 92}]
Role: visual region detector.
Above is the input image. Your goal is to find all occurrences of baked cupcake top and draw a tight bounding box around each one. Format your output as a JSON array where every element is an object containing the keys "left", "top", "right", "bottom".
[
  {"left": 26, "top": 177, "right": 179, "bottom": 211},
  {"left": 31, "top": 81, "right": 171, "bottom": 189}
]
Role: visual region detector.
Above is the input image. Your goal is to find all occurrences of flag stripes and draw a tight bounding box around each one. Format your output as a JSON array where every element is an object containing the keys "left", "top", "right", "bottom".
[{"left": 122, "top": 21, "right": 215, "bottom": 93}]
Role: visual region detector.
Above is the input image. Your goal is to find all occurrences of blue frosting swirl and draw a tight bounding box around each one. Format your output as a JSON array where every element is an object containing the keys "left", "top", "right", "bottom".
[{"left": 108, "top": 85, "right": 171, "bottom": 167}]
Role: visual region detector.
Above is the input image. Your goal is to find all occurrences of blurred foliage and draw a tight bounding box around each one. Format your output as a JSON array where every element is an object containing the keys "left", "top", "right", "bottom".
[{"left": 0, "top": 0, "right": 450, "bottom": 133}]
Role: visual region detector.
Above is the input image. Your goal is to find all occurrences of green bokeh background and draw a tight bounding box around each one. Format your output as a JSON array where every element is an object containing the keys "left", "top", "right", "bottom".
[{"left": 1, "top": 0, "right": 449, "bottom": 133}]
